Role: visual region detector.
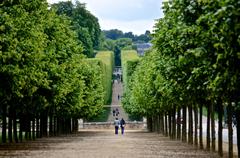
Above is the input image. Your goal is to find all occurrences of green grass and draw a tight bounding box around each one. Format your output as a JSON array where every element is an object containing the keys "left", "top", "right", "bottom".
[
  {"left": 87, "top": 107, "right": 111, "bottom": 122},
  {"left": 128, "top": 114, "right": 143, "bottom": 121}
]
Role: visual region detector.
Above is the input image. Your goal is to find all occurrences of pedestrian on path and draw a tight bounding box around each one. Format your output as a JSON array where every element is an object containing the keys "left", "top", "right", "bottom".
[
  {"left": 120, "top": 118, "right": 126, "bottom": 135},
  {"left": 112, "top": 109, "right": 115, "bottom": 116},
  {"left": 116, "top": 108, "right": 119, "bottom": 116},
  {"left": 114, "top": 118, "right": 120, "bottom": 134}
]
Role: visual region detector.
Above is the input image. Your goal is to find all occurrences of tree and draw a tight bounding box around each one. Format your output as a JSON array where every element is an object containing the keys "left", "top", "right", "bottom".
[
  {"left": 51, "top": 1, "right": 101, "bottom": 57},
  {"left": 103, "top": 29, "right": 123, "bottom": 40}
]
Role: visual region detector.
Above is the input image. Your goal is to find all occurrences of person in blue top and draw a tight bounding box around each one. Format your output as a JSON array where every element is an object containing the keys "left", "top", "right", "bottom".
[{"left": 120, "top": 118, "right": 126, "bottom": 135}]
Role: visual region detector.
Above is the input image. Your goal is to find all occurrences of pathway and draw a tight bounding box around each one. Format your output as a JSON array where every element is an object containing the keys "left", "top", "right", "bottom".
[
  {"left": 107, "top": 79, "right": 129, "bottom": 122},
  {"left": 0, "top": 130, "right": 219, "bottom": 158}
]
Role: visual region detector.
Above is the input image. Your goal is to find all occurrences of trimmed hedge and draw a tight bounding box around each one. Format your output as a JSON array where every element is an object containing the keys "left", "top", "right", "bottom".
[
  {"left": 121, "top": 50, "right": 140, "bottom": 90},
  {"left": 121, "top": 50, "right": 140, "bottom": 119},
  {"left": 95, "top": 51, "right": 114, "bottom": 105}
]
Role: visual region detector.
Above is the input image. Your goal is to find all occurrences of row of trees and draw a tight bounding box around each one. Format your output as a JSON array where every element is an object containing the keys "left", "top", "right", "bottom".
[
  {"left": 103, "top": 29, "right": 151, "bottom": 43},
  {"left": 122, "top": 0, "right": 240, "bottom": 157},
  {"left": 0, "top": 0, "right": 108, "bottom": 143}
]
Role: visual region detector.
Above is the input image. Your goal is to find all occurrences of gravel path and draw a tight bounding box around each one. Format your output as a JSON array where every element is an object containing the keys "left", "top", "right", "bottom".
[
  {"left": 108, "top": 80, "right": 129, "bottom": 122},
  {"left": 0, "top": 130, "right": 220, "bottom": 158}
]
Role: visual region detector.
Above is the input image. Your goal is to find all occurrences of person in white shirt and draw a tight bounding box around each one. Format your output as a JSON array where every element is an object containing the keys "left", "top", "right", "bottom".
[{"left": 114, "top": 118, "right": 120, "bottom": 134}]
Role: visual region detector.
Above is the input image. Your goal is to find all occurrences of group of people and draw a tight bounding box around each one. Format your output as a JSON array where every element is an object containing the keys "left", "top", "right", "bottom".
[
  {"left": 114, "top": 118, "right": 125, "bottom": 135},
  {"left": 112, "top": 108, "right": 119, "bottom": 116}
]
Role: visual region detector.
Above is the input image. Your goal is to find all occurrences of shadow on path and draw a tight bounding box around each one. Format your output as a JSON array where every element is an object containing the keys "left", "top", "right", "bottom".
[{"left": 0, "top": 130, "right": 220, "bottom": 158}]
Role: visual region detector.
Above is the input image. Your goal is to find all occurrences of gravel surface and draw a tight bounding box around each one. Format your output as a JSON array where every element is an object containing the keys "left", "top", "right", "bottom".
[
  {"left": 0, "top": 130, "right": 220, "bottom": 158},
  {"left": 108, "top": 80, "right": 129, "bottom": 122}
]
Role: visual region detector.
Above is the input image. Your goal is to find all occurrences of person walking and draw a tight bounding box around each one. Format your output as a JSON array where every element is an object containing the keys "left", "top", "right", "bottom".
[
  {"left": 114, "top": 118, "right": 120, "bottom": 134},
  {"left": 112, "top": 109, "right": 115, "bottom": 116},
  {"left": 120, "top": 118, "right": 126, "bottom": 135},
  {"left": 116, "top": 108, "right": 119, "bottom": 116}
]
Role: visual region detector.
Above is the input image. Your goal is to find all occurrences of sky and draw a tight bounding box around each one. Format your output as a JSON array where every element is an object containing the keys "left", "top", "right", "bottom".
[{"left": 47, "top": 0, "right": 164, "bottom": 35}]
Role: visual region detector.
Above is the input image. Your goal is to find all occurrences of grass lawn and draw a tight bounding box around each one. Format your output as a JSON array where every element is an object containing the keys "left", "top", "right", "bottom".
[{"left": 87, "top": 107, "right": 111, "bottom": 122}]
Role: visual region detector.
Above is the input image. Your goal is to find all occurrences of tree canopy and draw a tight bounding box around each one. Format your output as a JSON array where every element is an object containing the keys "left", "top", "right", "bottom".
[{"left": 51, "top": 1, "right": 101, "bottom": 57}]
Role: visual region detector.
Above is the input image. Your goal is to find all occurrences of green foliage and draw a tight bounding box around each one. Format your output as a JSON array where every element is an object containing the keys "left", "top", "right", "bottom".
[
  {"left": 102, "top": 29, "right": 152, "bottom": 43},
  {"left": 115, "top": 38, "right": 133, "bottom": 50},
  {"left": 123, "top": 0, "right": 240, "bottom": 120},
  {"left": 99, "top": 37, "right": 134, "bottom": 67},
  {"left": 121, "top": 50, "right": 141, "bottom": 115},
  {"left": 0, "top": 0, "right": 105, "bottom": 124},
  {"left": 87, "top": 107, "right": 111, "bottom": 122},
  {"left": 51, "top": 1, "right": 101, "bottom": 57},
  {"left": 95, "top": 51, "right": 114, "bottom": 105},
  {"left": 0, "top": 0, "right": 51, "bottom": 114},
  {"left": 121, "top": 50, "right": 140, "bottom": 88}
]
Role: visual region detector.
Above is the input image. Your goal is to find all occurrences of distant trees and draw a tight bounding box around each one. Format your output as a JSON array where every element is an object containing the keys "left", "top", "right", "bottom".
[
  {"left": 99, "top": 29, "right": 150, "bottom": 66},
  {"left": 102, "top": 29, "right": 151, "bottom": 43}
]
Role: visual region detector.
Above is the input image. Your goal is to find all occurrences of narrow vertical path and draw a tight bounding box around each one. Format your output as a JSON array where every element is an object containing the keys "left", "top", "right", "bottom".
[{"left": 107, "top": 79, "right": 129, "bottom": 122}]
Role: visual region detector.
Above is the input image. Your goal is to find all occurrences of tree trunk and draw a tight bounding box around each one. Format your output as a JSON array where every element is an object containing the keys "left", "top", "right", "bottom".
[
  {"left": 172, "top": 106, "right": 176, "bottom": 139},
  {"left": 40, "top": 111, "right": 48, "bottom": 137},
  {"left": 218, "top": 99, "right": 223, "bottom": 157},
  {"left": 75, "top": 119, "right": 79, "bottom": 132},
  {"left": 194, "top": 105, "right": 198, "bottom": 146},
  {"left": 36, "top": 116, "right": 40, "bottom": 138},
  {"left": 69, "top": 118, "right": 72, "bottom": 134},
  {"left": 63, "top": 118, "right": 66, "bottom": 134},
  {"left": 165, "top": 113, "right": 168, "bottom": 136},
  {"left": 57, "top": 117, "right": 60, "bottom": 135},
  {"left": 199, "top": 104, "right": 203, "bottom": 149},
  {"left": 29, "top": 120, "right": 32, "bottom": 140},
  {"left": 188, "top": 105, "right": 193, "bottom": 144},
  {"left": 44, "top": 114, "right": 48, "bottom": 137},
  {"left": 160, "top": 114, "right": 164, "bottom": 134},
  {"left": 24, "top": 116, "right": 31, "bottom": 140},
  {"left": 153, "top": 116, "right": 157, "bottom": 132},
  {"left": 168, "top": 111, "right": 172, "bottom": 138},
  {"left": 13, "top": 110, "right": 18, "bottom": 143},
  {"left": 177, "top": 108, "right": 181, "bottom": 140},
  {"left": 182, "top": 105, "right": 187, "bottom": 142},
  {"left": 147, "top": 116, "right": 153, "bottom": 132},
  {"left": 210, "top": 103, "right": 216, "bottom": 151},
  {"left": 2, "top": 105, "right": 7, "bottom": 143},
  {"left": 236, "top": 106, "right": 240, "bottom": 158},
  {"left": 54, "top": 116, "right": 57, "bottom": 136},
  {"left": 8, "top": 114, "right": 13, "bottom": 143},
  {"left": 207, "top": 105, "right": 211, "bottom": 151},
  {"left": 19, "top": 115, "right": 23, "bottom": 142},
  {"left": 227, "top": 103, "right": 233, "bottom": 158},
  {"left": 71, "top": 118, "right": 74, "bottom": 133},
  {"left": 49, "top": 113, "right": 53, "bottom": 136},
  {"left": 156, "top": 115, "right": 160, "bottom": 133},
  {"left": 32, "top": 118, "right": 35, "bottom": 140}
]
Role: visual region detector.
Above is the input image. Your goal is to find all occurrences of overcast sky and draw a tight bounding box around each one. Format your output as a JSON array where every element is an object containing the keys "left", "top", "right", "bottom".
[{"left": 47, "top": 0, "right": 164, "bottom": 35}]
